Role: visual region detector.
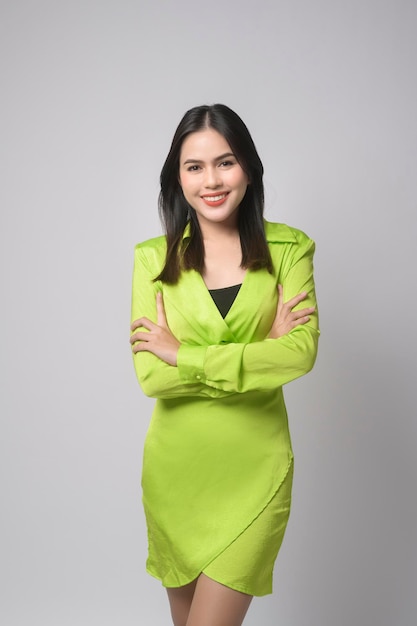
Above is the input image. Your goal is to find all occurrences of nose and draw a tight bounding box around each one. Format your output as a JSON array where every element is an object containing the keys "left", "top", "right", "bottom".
[{"left": 203, "top": 166, "right": 221, "bottom": 189}]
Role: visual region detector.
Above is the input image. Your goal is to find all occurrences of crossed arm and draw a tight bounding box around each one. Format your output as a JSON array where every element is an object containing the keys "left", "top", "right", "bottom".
[
  {"left": 130, "top": 286, "right": 314, "bottom": 367},
  {"left": 130, "top": 237, "right": 319, "bottom": 398}
]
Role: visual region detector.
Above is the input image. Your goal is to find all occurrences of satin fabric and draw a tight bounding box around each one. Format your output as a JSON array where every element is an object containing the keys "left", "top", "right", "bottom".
[
  {"left": 131, "top": 220, "right": 319, "bottom": 592},
  {"left": 203, "top": 458, "right": 293, "bottom": 596}
]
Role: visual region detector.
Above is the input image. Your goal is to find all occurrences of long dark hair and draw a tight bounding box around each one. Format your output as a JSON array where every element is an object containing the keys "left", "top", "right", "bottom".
[{"left": 155, "top": 104, "right": 273, "bottom": 284}]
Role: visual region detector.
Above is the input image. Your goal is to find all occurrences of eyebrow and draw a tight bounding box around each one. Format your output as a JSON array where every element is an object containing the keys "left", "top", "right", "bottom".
[{"left": 182, "top": 152, "right": 236, "bottom": 165}]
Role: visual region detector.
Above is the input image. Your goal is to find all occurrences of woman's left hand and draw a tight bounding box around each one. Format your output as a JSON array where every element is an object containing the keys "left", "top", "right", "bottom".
[
  {"left": 130, "top": 292, "right": 180, "bottom": 366},
  {"left": 268, "top": 284, "right": 315, "bottom": 339}
]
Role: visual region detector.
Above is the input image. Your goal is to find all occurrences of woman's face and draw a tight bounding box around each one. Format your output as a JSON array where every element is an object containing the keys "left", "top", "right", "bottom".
[{"left": 178, "top": 128, "right": 249, "bottom": 231}]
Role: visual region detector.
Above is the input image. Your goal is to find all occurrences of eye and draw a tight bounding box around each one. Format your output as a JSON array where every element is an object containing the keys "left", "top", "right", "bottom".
[
  {"left": 186, "top": 164, "right": 201, "bottom": 172},
  {"left": 219, "top": 160, "right": 234, "bottom": 167}
]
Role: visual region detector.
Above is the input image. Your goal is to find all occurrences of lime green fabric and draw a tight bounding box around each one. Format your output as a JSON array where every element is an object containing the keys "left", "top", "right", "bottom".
[
  {"left": 203, "top": 458, "right": 293, "bottom": 596},
  {"left": 131, "top": 221, "right": 319, "bottom": 592}
]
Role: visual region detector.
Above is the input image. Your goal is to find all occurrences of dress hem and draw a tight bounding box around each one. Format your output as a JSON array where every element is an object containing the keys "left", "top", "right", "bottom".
[{"left": 146, "top": 452, "right": 294, "bottom": 597}]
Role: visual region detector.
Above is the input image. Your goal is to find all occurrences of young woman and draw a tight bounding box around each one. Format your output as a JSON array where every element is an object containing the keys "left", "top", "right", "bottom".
[{"left": 130, "top": 104, "right": 319, "bottom": 626}]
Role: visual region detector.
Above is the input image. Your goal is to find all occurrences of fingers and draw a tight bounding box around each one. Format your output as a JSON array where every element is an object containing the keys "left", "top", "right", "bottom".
[
  {"left": 277, "top": 285, "right": 314, "bottom": 315},
  {"left": 276, "top": 284, "right": 284, "bottom": 315},
  {"left": 286, "top": 305, "right": 316, "bottom": 327},
  {"left": 156, "top": 291, "right": 168, "bottom": 328},
  {"left": 130, "top": 317, "right": 156, "bottom": 351},
  {"left": 130, "top": 333, "right": 148, "bottom": 350},
  {"left": 130, "top": 329, "right": 151, "bottom": 345},
  {"left": 131, "top": 340, "right": 149, "bottom": 354},
  {"left": 288, "top": 308, "right": 315, "bottom": 327},
  {"left": 130, "top": 316, "right": 154, "bottom": 334},
  {"left": 287, "top": 291, "right": 308, "bottom": 309},
  {"left": 129, "top": 293, "right": 179, "bottom": 365},
  {"left": 130, "top": 292, "right": 170, "bottom": 351},
  {"left": 131, "top": 293, "right": 167, "bottom": 331},
  {"left": 270, "top": 285, "right": 315, "bottom": 339},
  {"left": 277, "top": 284, "right": 308, "bottom": 307}
]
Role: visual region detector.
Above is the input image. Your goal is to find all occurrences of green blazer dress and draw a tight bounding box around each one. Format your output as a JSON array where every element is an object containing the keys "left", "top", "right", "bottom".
[{"left": 131, "top": 220, "right": 319, "bottom": 593}]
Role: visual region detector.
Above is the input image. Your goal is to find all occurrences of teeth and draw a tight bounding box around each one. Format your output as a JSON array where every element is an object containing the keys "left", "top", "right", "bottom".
[{"left": 204, "top": 194, "right": 226, "bottom": 201}]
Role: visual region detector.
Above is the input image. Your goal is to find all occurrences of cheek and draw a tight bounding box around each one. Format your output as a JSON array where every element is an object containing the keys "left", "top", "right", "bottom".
[
  {"left": 234, "top": 172, "right": 249, "bottom": 193},
  {"left": 229, "top": 168, "right": 249, "bottom": 188},
  {"left": 179, "top": 173, "right": 193, "bottom": 195}
]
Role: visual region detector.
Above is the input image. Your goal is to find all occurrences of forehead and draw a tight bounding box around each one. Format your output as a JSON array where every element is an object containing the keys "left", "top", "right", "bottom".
[{"left": 180, "top": 128, "right": 233, "bottom": 160}]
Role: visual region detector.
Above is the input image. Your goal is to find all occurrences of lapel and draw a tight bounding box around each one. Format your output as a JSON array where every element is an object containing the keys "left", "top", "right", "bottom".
[{"left": 161, "top": 220, "right": 296, "bottom": 345}]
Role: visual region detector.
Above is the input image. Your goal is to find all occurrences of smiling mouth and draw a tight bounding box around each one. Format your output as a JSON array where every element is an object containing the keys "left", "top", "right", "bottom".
[{"left": 201, "top": 192, "right": 229, "bottom": 206}]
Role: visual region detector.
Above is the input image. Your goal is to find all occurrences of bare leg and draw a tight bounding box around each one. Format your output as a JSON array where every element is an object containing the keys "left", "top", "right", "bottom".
[
  {"left": 186, "top": 573, "right": 253, "bottom": 626},
  {"left": 166, "top": 579, "right": 198, "bottom": 626}
]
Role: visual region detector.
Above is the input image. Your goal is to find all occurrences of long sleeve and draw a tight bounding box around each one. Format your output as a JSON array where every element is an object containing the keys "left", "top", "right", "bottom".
[
  {"left": 131, "top": 227, "right": 319, "bottom": 399},
  {"left": 176, "top": 236, "right": 319, "bottom": 394},
  {"left": 131, "top": 244, "right": 232, "bottom": 399}
]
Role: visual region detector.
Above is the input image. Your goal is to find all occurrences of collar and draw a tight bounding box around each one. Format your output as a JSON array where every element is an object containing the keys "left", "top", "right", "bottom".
[
  {"left": 182, "top": 220, "right": 297, "bottom": 243},
  {"left": 264, "top": 220, "right": 297, "bottom": 243}
]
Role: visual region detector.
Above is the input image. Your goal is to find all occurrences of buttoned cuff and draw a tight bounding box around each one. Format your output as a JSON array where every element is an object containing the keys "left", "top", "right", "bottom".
[{"left": 177, "top": 345, "right": 207, "bottom": 383}]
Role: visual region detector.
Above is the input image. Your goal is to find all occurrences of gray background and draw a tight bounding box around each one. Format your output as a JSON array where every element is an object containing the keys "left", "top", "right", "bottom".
[{"left": 1, "top": 1, "right": 416, "bottom": 624}]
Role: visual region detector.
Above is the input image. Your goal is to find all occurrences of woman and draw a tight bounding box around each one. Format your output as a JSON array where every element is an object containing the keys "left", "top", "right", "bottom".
[{"left": 130, "top": 104, "right": 319, "bottom": 626}]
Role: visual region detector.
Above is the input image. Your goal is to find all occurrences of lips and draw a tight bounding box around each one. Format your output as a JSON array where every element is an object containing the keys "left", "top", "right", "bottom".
[{"left": 201, "top": 192, "right": 229, "bottom": 207}]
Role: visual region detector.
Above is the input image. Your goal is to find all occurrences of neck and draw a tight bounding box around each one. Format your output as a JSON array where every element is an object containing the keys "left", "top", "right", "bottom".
[{"left": 198, "top": 219, "right": 240, "bottom": 244}]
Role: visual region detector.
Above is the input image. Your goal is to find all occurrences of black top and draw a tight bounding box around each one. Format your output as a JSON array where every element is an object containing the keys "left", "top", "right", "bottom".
[{"left": 209, "top": 284, "right": 242, "bottom": 319}]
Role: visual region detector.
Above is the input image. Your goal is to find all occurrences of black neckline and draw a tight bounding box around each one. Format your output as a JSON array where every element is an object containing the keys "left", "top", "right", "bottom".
[
  {"left": 208, "top": 284, "right": 242, "bottom": 319},
  {"left": 208, "top": 283, "right": 242, "bottom": 294}
]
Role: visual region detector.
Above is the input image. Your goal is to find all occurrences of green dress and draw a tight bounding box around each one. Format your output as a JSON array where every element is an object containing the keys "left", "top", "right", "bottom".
[{"left": 131, "top": 221, "right": 319, "bottom": 595}]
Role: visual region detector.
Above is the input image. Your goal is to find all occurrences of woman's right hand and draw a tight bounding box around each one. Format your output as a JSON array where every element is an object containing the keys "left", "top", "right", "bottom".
[
  {"left": 268, "top": 284, "right": 315, "bottom": 339},
  {"left": 130, "top": 292, "right": 180, "bottom": 366}
]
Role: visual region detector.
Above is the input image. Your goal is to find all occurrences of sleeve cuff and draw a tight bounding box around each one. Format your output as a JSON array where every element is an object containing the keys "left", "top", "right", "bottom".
[{"left": 177, "top": 345, "right": 207, "bottom": 383}]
